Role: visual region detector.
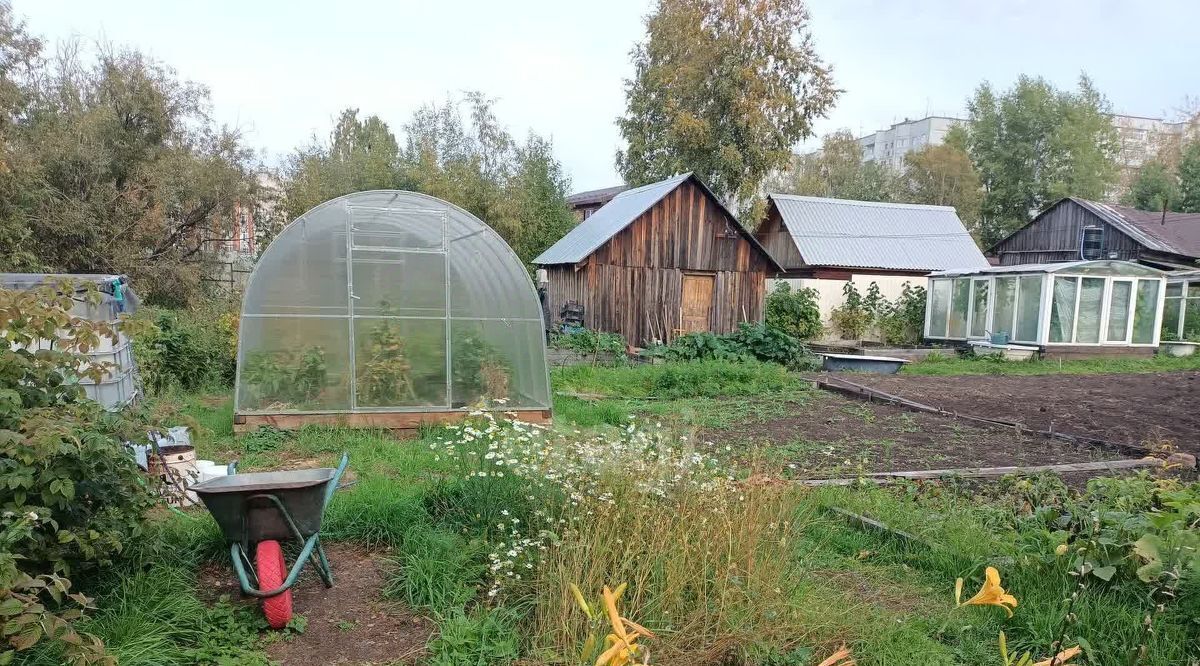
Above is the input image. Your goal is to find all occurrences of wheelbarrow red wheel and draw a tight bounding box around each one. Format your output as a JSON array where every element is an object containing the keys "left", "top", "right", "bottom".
[{"left": 255, "top": 540, "right": 293, "bottom": 629}]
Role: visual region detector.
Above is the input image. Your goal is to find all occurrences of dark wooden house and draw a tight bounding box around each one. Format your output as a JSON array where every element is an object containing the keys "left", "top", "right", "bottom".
[
  {"left": 534, "top": 173, "right": 780, "bottom": 345},
  {"left": 565, "top": 184, "right": 628, "bottom": 222},
  {"left": 989, "top": 197, "right": 1200, "bottom": 270}
]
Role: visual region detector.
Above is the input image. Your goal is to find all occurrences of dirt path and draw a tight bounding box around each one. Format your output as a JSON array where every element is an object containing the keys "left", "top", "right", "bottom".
[
  {"left": 265, "top": 544, "right": 430, "bottom": 665},
  {"left": 201, "top": 543, "right": 431, "bottom": 665},
  {"left": 851, "top": 371, "right": 1200, "bottom": 455}
]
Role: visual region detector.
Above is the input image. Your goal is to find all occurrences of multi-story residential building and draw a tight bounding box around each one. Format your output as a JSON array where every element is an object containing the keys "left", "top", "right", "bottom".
[
  {"left": 1110, "top": 114, "right": 1189, "bottom": 188},
  {"left": 857, "top": 116, "right": 966, "bottom": 170},
  {"left": 853, "top": 112, "right": 1190, "bottom": 194}
]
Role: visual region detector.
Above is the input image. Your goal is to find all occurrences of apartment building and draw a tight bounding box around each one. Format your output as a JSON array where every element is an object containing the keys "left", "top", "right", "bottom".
[
  {"left": 857, "top": 116, "right": 965, "bottom": 170},
  {"left": 854, "top": 113, "right": 1189, "bottom": 187}
]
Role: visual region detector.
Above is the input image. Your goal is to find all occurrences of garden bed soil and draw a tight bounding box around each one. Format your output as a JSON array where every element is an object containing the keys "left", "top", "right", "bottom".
[
  {"left": 200, "top": 544, "right": 431, "bottom": 665},
  {"left": 705, "top": 390, "right": 1125, "bottom": 479},
  {"left": 850, "top": 371, "right": 1200, "bottom": 455}
]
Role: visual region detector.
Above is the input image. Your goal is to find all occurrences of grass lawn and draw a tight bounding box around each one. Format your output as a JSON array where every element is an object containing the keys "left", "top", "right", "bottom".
[{"left": 29, "top": 360, "right": 1199, "bottom": 666}]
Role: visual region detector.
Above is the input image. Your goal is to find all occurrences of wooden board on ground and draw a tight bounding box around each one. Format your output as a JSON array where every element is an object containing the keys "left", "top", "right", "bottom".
[
  {"left": 798, "top": 457, "right": 1165, "bottom": 486},
  {"left": 234, "top": 409, "right": 552, "bottom": 434}
]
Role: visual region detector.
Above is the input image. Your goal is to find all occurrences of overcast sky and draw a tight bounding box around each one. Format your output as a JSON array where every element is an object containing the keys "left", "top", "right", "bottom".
[{"left": 15, "top": 0, "right": 1200, "bottom": 193}]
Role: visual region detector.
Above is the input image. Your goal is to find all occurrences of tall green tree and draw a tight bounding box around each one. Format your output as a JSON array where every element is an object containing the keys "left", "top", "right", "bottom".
[
  {"left": 282, "top": 109, "right": 406, "bottom": 220},
  {"left": 1179, "top": 140, "right": 1200, "bottom": 213},
  {"left": 0, "top": 6, "right": 41, "bottom": 270},
  {"left": 0, "top": 8, "right": 260, "bottom": 305},
  {"left": 965, "top": 74, "right": 1119, "bottom": 245},
  {"left": 1123, "top": 161, "right": 1180, "bottom": 212},
  {"left": 616, "top": 0, "right": 838, "bottom": 216},
  {"left": 900, "top": 140, "right": 984, "bottom": 236},
  {"left": 510, "top": 134, "right": 576, "bottom": 263},
  {"left": 771, "top": 130, "right": 897, "bottom": 202},
  {"left": 282, "top": 93, "right": 575, "bottom": 265}
]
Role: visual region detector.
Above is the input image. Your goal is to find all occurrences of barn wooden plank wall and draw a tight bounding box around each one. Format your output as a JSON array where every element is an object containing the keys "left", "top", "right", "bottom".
[
  {"left": 754, "top": 203, "right": 805, "bottom": 269},
  {"left": 543, "top": 179, "right": 772, "bottom": 345},
  {"left": 991, "top": 200, "right": 1141, "bottom": 265}
]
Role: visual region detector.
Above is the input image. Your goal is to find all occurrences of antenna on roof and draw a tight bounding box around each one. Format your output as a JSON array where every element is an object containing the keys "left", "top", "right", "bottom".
[{"left": 1162, "top": 197, "right": 1168, "bottom": 225}]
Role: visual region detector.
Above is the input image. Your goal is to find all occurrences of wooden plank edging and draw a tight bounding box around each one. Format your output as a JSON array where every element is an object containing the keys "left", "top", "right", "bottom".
[{"left": 796, "top": 457, "right": 1165, "bottom": 486}]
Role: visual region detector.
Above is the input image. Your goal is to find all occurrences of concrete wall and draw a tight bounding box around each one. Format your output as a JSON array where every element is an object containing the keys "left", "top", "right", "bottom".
[{"left": 769, "top": 274, "right": 927, "bottom": 341}]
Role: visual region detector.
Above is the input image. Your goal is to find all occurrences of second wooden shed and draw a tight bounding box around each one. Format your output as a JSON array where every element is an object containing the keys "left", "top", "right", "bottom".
[{"left": 534, "top": 173, "right": 780, "bottom": 345}]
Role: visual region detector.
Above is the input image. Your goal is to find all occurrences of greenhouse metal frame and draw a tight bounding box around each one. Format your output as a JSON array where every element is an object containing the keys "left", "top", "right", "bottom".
[
  {"left": 233, "top": 191, "right": 552, "bottom": 432},
  {"left": 924, "top": 260, "right": 1166, "bottom": 350}
]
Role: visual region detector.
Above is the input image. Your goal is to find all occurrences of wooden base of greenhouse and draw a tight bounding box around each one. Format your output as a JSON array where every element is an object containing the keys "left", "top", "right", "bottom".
[{"left": 233, "top": 410, "right": 553, "bottom": 434}]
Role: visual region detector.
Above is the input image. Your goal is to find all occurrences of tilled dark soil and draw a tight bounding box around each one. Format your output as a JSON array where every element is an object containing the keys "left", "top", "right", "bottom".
[
  {"left": 705, "top": 390, "right": 1123, "bottom": 479},
  {"left": 852, "top": 371, "right": 1200, "bottom": 455}
]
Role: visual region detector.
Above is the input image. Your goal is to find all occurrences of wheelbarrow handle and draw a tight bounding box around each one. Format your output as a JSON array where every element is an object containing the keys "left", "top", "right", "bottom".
[{"left": 322, "top": 452, "right": 350, "bottom": 510}]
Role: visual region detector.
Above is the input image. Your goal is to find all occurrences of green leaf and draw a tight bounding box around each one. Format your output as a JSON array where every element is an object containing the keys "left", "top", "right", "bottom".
[
  {"left": 1092, "top": 565, "right": 1117, "bottom": 581},
  {"left": 1132, "top": 534, "right": 1163, "bottom": 564},
  {"left": 1136, "top": 561, "right": 1163, "bottom": 583},
  {"left": 0, "top": 600, "right": 22, "bottom": 617}
]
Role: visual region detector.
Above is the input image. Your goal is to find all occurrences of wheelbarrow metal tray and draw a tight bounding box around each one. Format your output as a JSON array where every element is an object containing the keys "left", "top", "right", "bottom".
[{"left": 193, "top": 468, "right": 337, "bottom": 544}]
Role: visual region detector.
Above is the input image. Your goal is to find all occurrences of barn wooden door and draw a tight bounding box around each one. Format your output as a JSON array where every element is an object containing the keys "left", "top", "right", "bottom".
[{"left": 680, "top": 273, "right": 715, "bottom": 334}]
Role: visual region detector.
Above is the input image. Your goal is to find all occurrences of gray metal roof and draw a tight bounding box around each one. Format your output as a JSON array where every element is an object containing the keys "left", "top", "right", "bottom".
[
  {"left": 768, "top": 194, "right": 989, "bottom": 272},
  {"left": 931, "top": 260, "right": 1165, "bottom": 278},
  {"left": 534, "top": 173, "right": 693, "bottom": 265}
]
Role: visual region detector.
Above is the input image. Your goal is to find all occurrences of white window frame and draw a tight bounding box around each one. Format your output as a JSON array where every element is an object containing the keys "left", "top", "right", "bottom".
[
  {"left": 1010, "top": 274, "right": 1044, "bottom": 344},
  {"left": 991, "top": 275, "right": 1019, "bottom": 340},
  {"left": 1102, "top": 277, "right": 1136, "bottom": 345},
  {"left": 967, "top": 277, "right": 991, "bottom": 339},
  {"left": 1045, "top": 275, "right": 1080, "bottom": 345}
]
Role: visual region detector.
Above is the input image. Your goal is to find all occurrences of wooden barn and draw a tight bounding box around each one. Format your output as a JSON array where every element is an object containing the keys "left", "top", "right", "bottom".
[
  {"left": 989, "top": 197, "right": 1200, "bottom": 270},
  {"left": 534, "top": 173, "right": 780, "bottom": 345}
]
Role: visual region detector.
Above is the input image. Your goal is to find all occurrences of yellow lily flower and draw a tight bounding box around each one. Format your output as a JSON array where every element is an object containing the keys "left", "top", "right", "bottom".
[
  {"left": 578, "top": 583, "right": 654, "bottom": 666},
  {"left": 1033, "top": 646, "right": 1081, "bottom": 666},
  {"left": 955, "top": 567, "right": 1018, "bottom": 617}
]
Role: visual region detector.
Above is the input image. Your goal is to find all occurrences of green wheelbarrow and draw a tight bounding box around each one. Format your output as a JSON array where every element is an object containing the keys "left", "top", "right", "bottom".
[{"left": 192, "top": 453, "right": 349, "bottom": 628}]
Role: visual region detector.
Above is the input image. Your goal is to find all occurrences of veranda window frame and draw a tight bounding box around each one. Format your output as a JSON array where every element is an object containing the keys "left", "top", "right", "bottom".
[
  {"left": 925, "top": 262, "right": 1165, "bottom": 348},
  {"left": 1163, "top": 278, "right": 1200, "bottom": 340}
]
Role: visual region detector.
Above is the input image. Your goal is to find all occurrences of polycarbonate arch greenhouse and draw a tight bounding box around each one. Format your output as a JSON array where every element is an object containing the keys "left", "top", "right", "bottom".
[{"left": 233, "top": 191, "right": 552, "bottom": 432}]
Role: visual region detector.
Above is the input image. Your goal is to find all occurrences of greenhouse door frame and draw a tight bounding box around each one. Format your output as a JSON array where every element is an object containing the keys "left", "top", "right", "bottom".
[{"left": 346, "top": 204, "right": 452, "bottom": 413}]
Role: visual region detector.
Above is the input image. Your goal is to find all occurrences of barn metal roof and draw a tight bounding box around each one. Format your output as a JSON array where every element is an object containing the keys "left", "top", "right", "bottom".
[
  {"left": 1071, "top": 198, "right": 1200, "bottom": 258},
  {"left": 534, "top": 174, "right": 692, "bottom": 265},
  {"left": 768, "top": 195, "right": 989, "bottom": 272}
]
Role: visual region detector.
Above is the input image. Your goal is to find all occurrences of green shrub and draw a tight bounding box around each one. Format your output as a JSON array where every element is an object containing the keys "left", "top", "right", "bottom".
[
  {"left": 549, "top": 329, "right": 626, "bottom": 356},
  {"left": 658, "top": 331, "right": 747, "bottom": 362},
  {"left": 1, "top": 285, "right": 156, "bottom": 576},
  {"left": 765, "top": 282, "right": 822, "bottom": 341},
  {"left": 0, "top": 282, "right": 158, "bottom": 660},
  {"left": 648, "top": 323, "right": 818, "bottom": 370},
  {"left": 877, "top": 283, "right": 927, "bottom": 345},
  {"left": 829, "top": 282, "right": 875, "bottom": 340},
  {"left": 728, "top": 322, "right": 819, "bottom": 371},
  {"left": 132, "top": 305, "right": 237, "bottom": 393}
]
